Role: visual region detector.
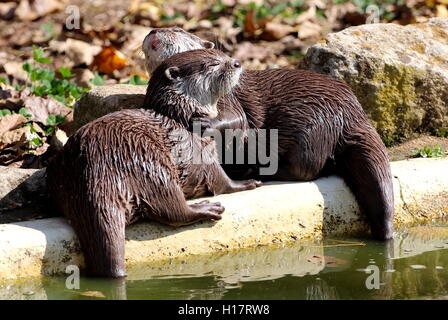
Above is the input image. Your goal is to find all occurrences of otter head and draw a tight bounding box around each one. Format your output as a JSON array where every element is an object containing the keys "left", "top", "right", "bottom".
[
  {"left": 144, "top": 49, "right": 242, "bottom": 127},
  {"left": 143, "top": 27, "right": 215, "bottom": 74}
]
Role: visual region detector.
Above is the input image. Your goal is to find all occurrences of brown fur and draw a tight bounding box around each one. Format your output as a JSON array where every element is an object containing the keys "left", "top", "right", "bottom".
[
  {"left": 46, "top": 50, "right": 260, "bottom": 278},
  {"left": 216, "top": 69, "right": 395, "bottom": 240},
  {"left": 143, "top": 40, "right": 394, "bottom": 240}
]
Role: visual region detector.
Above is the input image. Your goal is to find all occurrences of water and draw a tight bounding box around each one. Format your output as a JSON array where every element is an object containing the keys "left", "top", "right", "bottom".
[{"left": 1, "top": 223, "right": 448, "bottom": 300}]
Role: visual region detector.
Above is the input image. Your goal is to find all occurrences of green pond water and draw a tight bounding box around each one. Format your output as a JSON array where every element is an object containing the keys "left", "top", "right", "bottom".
[{"left": 1, "top": 222, "right": 448, "bottom": 300}]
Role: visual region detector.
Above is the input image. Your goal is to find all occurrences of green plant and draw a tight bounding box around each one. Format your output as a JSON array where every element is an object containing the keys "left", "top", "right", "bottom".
[
  {"left": 40, "top": 23, "right": 56, "bottom": 39},
  {"left": 0, "top": 109, "right": 12, "bottom": 117},
  {"left": 22, "top": 45, "right": 90, "bottom": 106},
  {"left": 90, "top": 71, "right": 105, "bottom": 86},
  {"left": 413, "top": 145, "right": 445, "bottom": 158},
  {"left": 233, "top": 1, "right": 306, "bottom": 28},
  {"left": 161, "top": 12, "right": 184, "bottom": 23},
  {"left": 120, "top": 75, "right": 148, "bottom": 85}
]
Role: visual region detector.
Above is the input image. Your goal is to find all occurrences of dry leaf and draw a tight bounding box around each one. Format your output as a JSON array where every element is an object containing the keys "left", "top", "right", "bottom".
[
  {"left": 0, "top": 2, "right": 16, "bottom": 20},
  {"left": 50, "top": 128, "right": 68, "bottom": 150},
  {"left": 260, "top": 22, "right": 296, "bottom": 41},
  {"left": 49, "top": 39, "right": 102, "bottom": 66},
  {"left": 233, "top": 42, "right": 275, "bottom": 61},
  {"left": 0, "top": 125, "right": 30, "bottom": 150},
  {"left": 298, "top": 21, "right": 322, "bottom": 40},
  {"left": 4, "top": 61, "right": 29, "bottom": 81},
  {"left": 0, "top": 114, "right": 27, "bottom": 135},
  {"left": 23, "top": 96, "right": 71, "bottom": 125},
  {"left": 92, "top": 47, "right": 127, "bottom": 74},
  {"left": 15, "top": 0, "right": 63, "bottom": 21}
]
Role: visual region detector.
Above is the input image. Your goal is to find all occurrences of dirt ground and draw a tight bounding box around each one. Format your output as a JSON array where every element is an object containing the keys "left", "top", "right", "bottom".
[{"left": 387, "top": 135, "right": 448, "bottom": 161}]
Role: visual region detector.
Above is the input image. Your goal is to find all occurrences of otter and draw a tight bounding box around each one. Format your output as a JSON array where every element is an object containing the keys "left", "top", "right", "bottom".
[
  {"left": 46, "top": 49, "right": 260, "bottom": 278},
  {"left": 142, "top": 28, "right": 394, "bottom": 241}
]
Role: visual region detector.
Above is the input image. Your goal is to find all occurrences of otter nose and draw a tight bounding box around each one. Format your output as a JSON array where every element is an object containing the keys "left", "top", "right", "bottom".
[{"left": 232, "top": 60, "right": 241, "bottom": 69}]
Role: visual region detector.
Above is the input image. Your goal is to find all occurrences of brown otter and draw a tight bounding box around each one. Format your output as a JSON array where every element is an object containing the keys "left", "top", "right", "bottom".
[
  {"left": 142, "top": 28, "right": 394, "bottom": 240},
  {"left": 46, "top": 49, "right": 261, "bottom": 278}
]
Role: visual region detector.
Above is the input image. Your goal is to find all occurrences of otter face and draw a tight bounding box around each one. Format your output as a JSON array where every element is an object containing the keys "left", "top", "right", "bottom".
[
  {"left": 143, "top": 27, "right": 215, "bottom": 74},
  {"left": 163, "top": 49, "right": 242, "bottom": 118}
]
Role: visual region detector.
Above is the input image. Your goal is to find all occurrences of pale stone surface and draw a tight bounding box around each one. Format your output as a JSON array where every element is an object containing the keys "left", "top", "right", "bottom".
[
  {"left": 301, "top": 18, "right": 448, "bottom": 144},
  {"left": 0, "top": 158, "right": 447, "bottom": 280},
  {"left": 73, "top": 84, "right": 146, "bottom": 129}
]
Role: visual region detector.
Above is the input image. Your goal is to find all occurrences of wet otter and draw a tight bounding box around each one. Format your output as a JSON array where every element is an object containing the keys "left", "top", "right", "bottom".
[
  {"left": 142, "top": 28, "right": 394, "bottom": 240},
  {"left": 46, "top": 49, "right": 260, "bottom": 278}
]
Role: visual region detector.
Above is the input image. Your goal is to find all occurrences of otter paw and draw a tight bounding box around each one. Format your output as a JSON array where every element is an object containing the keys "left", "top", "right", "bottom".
[
  {"left": 228, "top": 179, "right": 262, "bottom": 193},
  {"left": 190, "top": 201, "right": 225, "bottom": 221}
]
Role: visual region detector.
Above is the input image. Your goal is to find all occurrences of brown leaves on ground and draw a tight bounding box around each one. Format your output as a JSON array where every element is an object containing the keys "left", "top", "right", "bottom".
[
  {"left": 0, "top": 86, "right": 70, "bottom": 168},
  {"left": 0, "top": 0, "right": 445, "bottom": 168},
  {"left": 23, "top": 95, "right": 71, "bottom": 125}
]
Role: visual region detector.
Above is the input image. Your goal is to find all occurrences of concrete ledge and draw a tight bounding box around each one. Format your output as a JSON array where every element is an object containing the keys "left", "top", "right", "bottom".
[{"left": 0, "top": 158, "right": 447, "bottom": 280}]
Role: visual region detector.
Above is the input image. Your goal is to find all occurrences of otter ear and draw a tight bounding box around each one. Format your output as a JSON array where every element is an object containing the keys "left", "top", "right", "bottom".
[
  {"left": 202, "top": 41, "right": 215, "bottom": 49},
  {"left": 165, "top": 67, "right": 180, "bottom": 80}
]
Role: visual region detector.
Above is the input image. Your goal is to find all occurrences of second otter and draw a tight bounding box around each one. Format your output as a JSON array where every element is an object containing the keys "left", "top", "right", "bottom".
[
  {"left": 46, "top": 49, "right": 260, "bottom": 278},
  {"left": 143, "top": 28, "right": 394, "bottom": 241}
]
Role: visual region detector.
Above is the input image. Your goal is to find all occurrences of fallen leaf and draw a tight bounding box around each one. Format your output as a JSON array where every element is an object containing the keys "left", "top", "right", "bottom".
[
  {"left": 233, "top": 41, "right": 275, "bottom": 61},
  {"left": 4, "top": 61, "right": 29, "bottom": 82},
  {"left": 49, "top": 39, "right": 102, "bottom": 66},
  {"left": 0, "top": 125, "right": 30, "bottom": 150},
  {"left": 298, "top": 21, "right": 322, "bottom": 40},
  {"left": 15, "top": 0, "right": 63, "bottom": 21},
  {"left": 92, "top": 46, "right": 127, "bottom": 74},
  {"left": 23, "top": 96, "right": 71, "bottom": 125},
  {"left": 50, "top": 128, "right": 68, "bottom": 150},
  {"left": 0, "top": 2, "right": 17, "bottom": 20},
  {"left": 260, "top": 22, "right": 296, "bottom": 41},
  {"left": 0, "top": 114, "right": 27, "bottom": 135}
]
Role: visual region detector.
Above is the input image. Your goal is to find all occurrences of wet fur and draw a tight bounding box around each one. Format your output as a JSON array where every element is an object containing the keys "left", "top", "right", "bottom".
[
  {"left": 218, "top": 69, "right": 394, "bottom": 240},
  {"left": 142, "top": 30, "right": 394, "bottom": 240},
  {"left": 46, "top": 50, "right": 257, "bottom": 278}
]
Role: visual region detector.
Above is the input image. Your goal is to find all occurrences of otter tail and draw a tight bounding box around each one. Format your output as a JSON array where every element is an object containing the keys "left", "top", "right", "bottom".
[{"left": 336, "top": 128, "right": 394, "bottom": 240}]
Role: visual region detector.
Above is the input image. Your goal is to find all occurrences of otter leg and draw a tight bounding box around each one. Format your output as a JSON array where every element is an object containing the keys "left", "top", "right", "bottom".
[
  {"left": 71, "top": 204, "right": 127, "bottom": 278},
  {"left": 140, "top": 179, "right": 225, "bottom": 227},
  {"left": 336, "top": 129, "right": 394, "bottom": 240},
  {"left": 203, "top": 162, "right": 262, "bottom": 195}
]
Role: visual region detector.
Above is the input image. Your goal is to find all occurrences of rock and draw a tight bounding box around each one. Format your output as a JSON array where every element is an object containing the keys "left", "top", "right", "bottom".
[
  {"left": 73, "top": 84, "right": 146, "bottom": 130},
  {"left": 0, "top": 166, "right": 46, "bottom": 211},
  {"left": 301, "top": 18, "right": 448, "bottom": 145}
]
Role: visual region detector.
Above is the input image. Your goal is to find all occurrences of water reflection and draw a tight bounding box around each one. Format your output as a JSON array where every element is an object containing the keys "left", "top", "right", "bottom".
[{"left": 1, "top": 225, "right": 447, "bottom": 300}]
